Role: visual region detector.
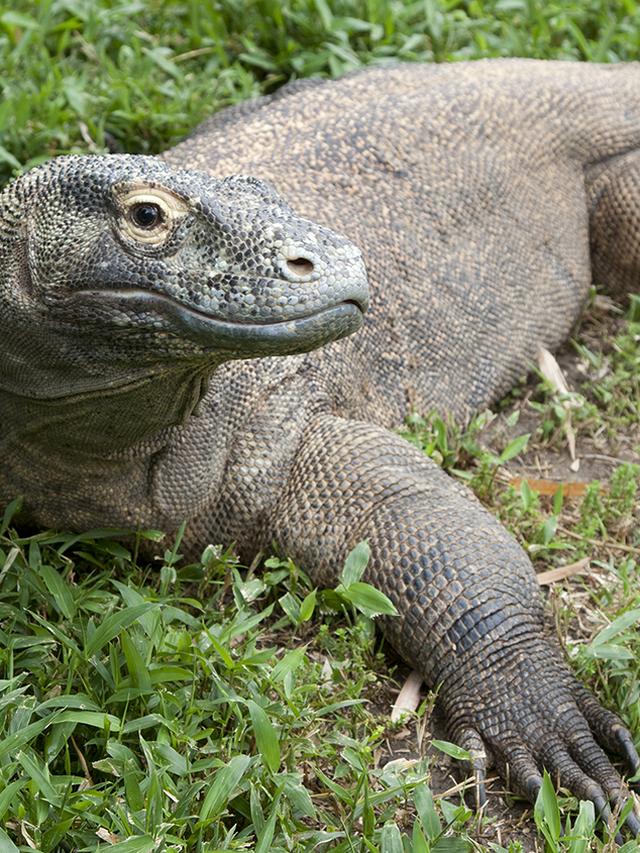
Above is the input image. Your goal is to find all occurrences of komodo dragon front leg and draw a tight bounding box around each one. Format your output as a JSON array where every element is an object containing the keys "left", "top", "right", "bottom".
[{"left": 271, "top": 414, "right": 640, "bottom": 831}]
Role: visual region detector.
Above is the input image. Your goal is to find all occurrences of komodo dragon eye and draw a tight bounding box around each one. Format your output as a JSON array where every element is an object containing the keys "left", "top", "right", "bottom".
[
  {"left": 113, "top": 184, "right": 190, "bottom": 245},
  {"left": 130, "top": 202, "right": 164, "bottom": 229}
]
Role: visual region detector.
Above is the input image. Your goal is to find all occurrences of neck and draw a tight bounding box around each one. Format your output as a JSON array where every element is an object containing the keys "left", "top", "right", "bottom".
[{"left": 1, "top": 363, "right": 220, "bottom": 460}]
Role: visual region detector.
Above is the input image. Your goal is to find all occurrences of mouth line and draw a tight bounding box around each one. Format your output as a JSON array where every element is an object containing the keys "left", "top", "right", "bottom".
[{"left": 71, "top": 288, "right": 366, "bottom": 352}]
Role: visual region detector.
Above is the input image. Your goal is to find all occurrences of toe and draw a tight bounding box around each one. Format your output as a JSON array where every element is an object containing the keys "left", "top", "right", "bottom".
[{"left": 454, "top": 727, "right": 488, "bottom": 807}]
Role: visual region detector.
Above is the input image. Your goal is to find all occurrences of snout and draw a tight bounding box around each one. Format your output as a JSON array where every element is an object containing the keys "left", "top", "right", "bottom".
[{"left": 192, "top": 179, "right": 370, "bottom": 324}]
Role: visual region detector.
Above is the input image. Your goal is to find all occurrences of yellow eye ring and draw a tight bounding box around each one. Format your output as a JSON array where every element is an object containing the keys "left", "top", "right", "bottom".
[{"left": 113, "top": 183, "right": 190, "bottom": 245}]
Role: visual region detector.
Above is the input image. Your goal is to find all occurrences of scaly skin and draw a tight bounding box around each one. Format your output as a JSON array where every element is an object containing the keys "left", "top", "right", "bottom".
[{"left": 1, "top": 59, "right": 639, "bottom": 831}]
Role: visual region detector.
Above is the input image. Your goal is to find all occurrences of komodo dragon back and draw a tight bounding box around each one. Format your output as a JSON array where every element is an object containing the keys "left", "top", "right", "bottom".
[{"left": 1, "top": 59, "right": 640, "bottom": 833}]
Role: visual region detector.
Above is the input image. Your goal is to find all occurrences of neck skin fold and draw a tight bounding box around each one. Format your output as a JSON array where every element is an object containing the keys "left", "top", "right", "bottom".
[{"left": 0, "top": 363, "right": 220, "bottom": 462}]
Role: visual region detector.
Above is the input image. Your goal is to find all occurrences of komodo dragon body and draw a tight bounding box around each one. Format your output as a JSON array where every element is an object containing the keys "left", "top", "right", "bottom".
[{"left": 1, "top": 59, "right": 639, "bottom": 829}]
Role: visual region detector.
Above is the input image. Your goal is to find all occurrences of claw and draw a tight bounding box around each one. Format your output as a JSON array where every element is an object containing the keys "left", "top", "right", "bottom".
[
  {"left": 453, "top": 727, "right": 488, "bottom": 810},
  {"left": 592, "top": 794, "right": 627, "bottom": 844},
  {"left": 596, "top": 800, "right": 623, "bottom": 846},
  {"left": 593, "top": 793, "right": 612, "bottom": 822},
  {"left": 614, "top": 725, "right": 640, "bottom": 777},
  {"left": 524, "top": 773, "right": 542, "bottom": 802},
  {"left": 473, "top": 761, "right": 487, "bottom": 809}
]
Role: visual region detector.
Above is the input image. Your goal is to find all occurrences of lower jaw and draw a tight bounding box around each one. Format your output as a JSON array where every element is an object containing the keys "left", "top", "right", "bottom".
[
  {"left": 192, "top": 301, "right": 365, "bottom": 355},
  {"left": 72, "top": 289, "right": 365, "bottom": 356}
]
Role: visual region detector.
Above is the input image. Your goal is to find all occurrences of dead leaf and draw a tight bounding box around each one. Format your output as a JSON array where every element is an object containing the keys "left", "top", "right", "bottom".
[
  {"left": 537, "top": 557, "right": 590, "bottom": 585},
  {"left": 20, "top": 823, "right": 37, "bottom": 849},
  {"left": 320, "top": 657, "right": 333, "bottom": 683},
  {"left": 537, "top": 347, "right": 581, "bottom": 461},
  {"left": 510, "top": 477, "right": 598, "bottom": 498},
  {"left": 96, "top": 828, "right": 121, "bottom": 843},
  {"left": 537, "top": 347, "right": 571, "bottom": 395},
  {"left": 391, "top": 670, "right": 423, "bottom": 722}
]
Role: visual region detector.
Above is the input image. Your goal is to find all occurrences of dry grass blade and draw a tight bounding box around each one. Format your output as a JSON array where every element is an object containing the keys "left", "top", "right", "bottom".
[
  {"left": 537, "top": 557, "right": 590, "bottom": 585},
  {"left": 537, "top": 347, "right": 578, "bottom": 462},
  {"left": 391, "top": 670, "right": 423, "bottom": 721},
  {"left": 537, "top": 347, "right": 571, "bottom": 396}
]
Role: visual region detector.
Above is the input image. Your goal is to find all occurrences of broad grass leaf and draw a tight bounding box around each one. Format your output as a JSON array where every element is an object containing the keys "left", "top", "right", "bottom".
[
  {"left": 38, "top": 564, "right": 75, "bottom": 620},
  {"left": 155, "top": 742, "right": 188, "bottom": 776},
  {"left": 341, "top": 541, "right": 370, "bottom": 587},
  {"left": 0, "top": 779, "right": 26, "bottom": 823},
  {"left": 314, "top": 0, "right": 333, "bottom": 30},
  {"left": 432, "top": 840, "right": 474, "bottom": 852},
  {"left": 431, "top": 740, "right": 471, "bottom": 761},
  {"left": 298, "top": 588, "right": 317, "bottom": 622},
  {"left": 85, "top": 603, "right": 157, "bottom": 657},
  {"left": 250, "top": 784, "right": 266, "bottom": 835},
  {"left": 28, "top": 611, "right": 82, "bottom": 655},
  {"left": 340, "top": 581, "right": 397, "bottom": 617},
  {"left": 314, "top": 766, "right": 352, "bottom": 803},
  {"left": 55, "top": 711, "right": 121, "bottom": 731},
  {"left": 272, "top": 647, "right": 306, "bottom": 682},
  {"left": 282, "top": 774, "right": 316, "bottom": 819},
  {"left": 124, "top": 764, "right": 145, "bottom": 813},
  {"left": 498, "top": 433, "right": 530, "bottom": 464},
  {"left": 120, "top": 629, "right": 152, "bottom": 690},
  {"left": 37, "top": 693, "right": 100, "bottom": 712},
  {"left": 534, "top": 771, "right": 561, "bottom": 845},
  {"left": 569, "top": 799, "right": 595, "bottom": 853},
  {"left": 590, "top": 608, "right": 640, "bottom": 647},
  {"left": 248, "top": 699, "right": 280, "bottom": 772},
  {"left": 0, "top": 827, "right": 19, "bottom": 853},
  {"left": 0, "top": 497, "right": 22, "bottom": 536},
  {"left": 97, "top": 837, "right": 156, "bottom": 853},
  {"left": 380, "top": 821, "right": 404, "bottom": 853},
  {"left": 412, "top": 820, "right": 429, "bottom": 853},
  {"left": 255, "top": 797, "right": 280, "bottom": 853},
  {"left": 279, "top": 591, "right": 300, "bottom": 624},
  {"left": 122, "top": 714, "right": 171, "bottom": 735},
  {"left": 0, "top": 10, "right": 38, "bottom": 29},
  {"left": 199, "top": 754, "right": 251, "bottom": 820},
  {"left": 15, "top": 750, "right": 61, "bottom": 806},
  {"left": 148, "top": 665, "right": 194, "bottom": 684},
  {"left": 585, "top": 643, "right": 633, "bottom": 661},
  {"left": 414, "top": 783, "right": 441, "bottom": 840},
  {"left": 0, "top": 713, "right": 61, "bottom": 760}
]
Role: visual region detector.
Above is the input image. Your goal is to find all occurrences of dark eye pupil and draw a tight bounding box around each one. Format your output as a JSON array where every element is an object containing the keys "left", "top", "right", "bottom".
[{"left": 132, "top": 203, "right": 161, "bottom": 228}]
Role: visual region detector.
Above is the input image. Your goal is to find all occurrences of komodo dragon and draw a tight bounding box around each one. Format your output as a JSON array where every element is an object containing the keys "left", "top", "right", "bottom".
[{"left": 1, "top": 58, "right": 639, "bottom": 832}]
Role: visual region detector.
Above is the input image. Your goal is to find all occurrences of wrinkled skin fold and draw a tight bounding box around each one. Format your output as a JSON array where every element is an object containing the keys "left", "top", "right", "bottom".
[{"left": 1, "top": 59, "right": 639, "bottom": 833}]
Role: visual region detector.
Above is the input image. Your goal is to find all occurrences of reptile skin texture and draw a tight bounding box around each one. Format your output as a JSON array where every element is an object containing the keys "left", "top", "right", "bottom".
[{"left": 1, "top": 59, "right": 639, "bottom": 831}]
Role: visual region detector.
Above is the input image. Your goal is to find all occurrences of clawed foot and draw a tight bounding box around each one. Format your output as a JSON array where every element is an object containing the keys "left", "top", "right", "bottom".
[{"left": 441, "top": 640, "right": 640, "bottom": 837}]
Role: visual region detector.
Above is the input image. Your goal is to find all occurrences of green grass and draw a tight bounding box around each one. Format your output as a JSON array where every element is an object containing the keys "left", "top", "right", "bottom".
[
  {"left": 1, "top": 1, "right": 640, "bottom": 851},
  {"left": 2, "top": 0, "right": 640, "bottom": 186}
]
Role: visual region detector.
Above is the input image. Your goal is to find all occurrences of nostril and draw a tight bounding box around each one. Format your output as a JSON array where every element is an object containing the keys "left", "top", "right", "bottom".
[{"left": 286, "top": 257, "right": 315, "bottom": 276}]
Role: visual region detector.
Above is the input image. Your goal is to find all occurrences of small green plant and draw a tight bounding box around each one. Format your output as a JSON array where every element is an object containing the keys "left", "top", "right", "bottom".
[
  {"left": 403, "top": 409, "right": 530, "bottom": 498},
  {"left": 330, "top": 540, "right": 399, "bottom": 618},
  {"left": 576, "top": 463, "right": 639, "bottom": 542}
]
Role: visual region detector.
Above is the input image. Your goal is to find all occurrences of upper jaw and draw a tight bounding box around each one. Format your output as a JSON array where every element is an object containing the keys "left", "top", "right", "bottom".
[{"left": 67, "top": 279, "right": 368, "bottom": 357}]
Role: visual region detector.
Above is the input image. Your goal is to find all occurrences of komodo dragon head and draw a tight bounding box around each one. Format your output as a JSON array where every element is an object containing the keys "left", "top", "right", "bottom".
[{"left": 0, "top": 155, "right": 368, "bottom": 400}]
